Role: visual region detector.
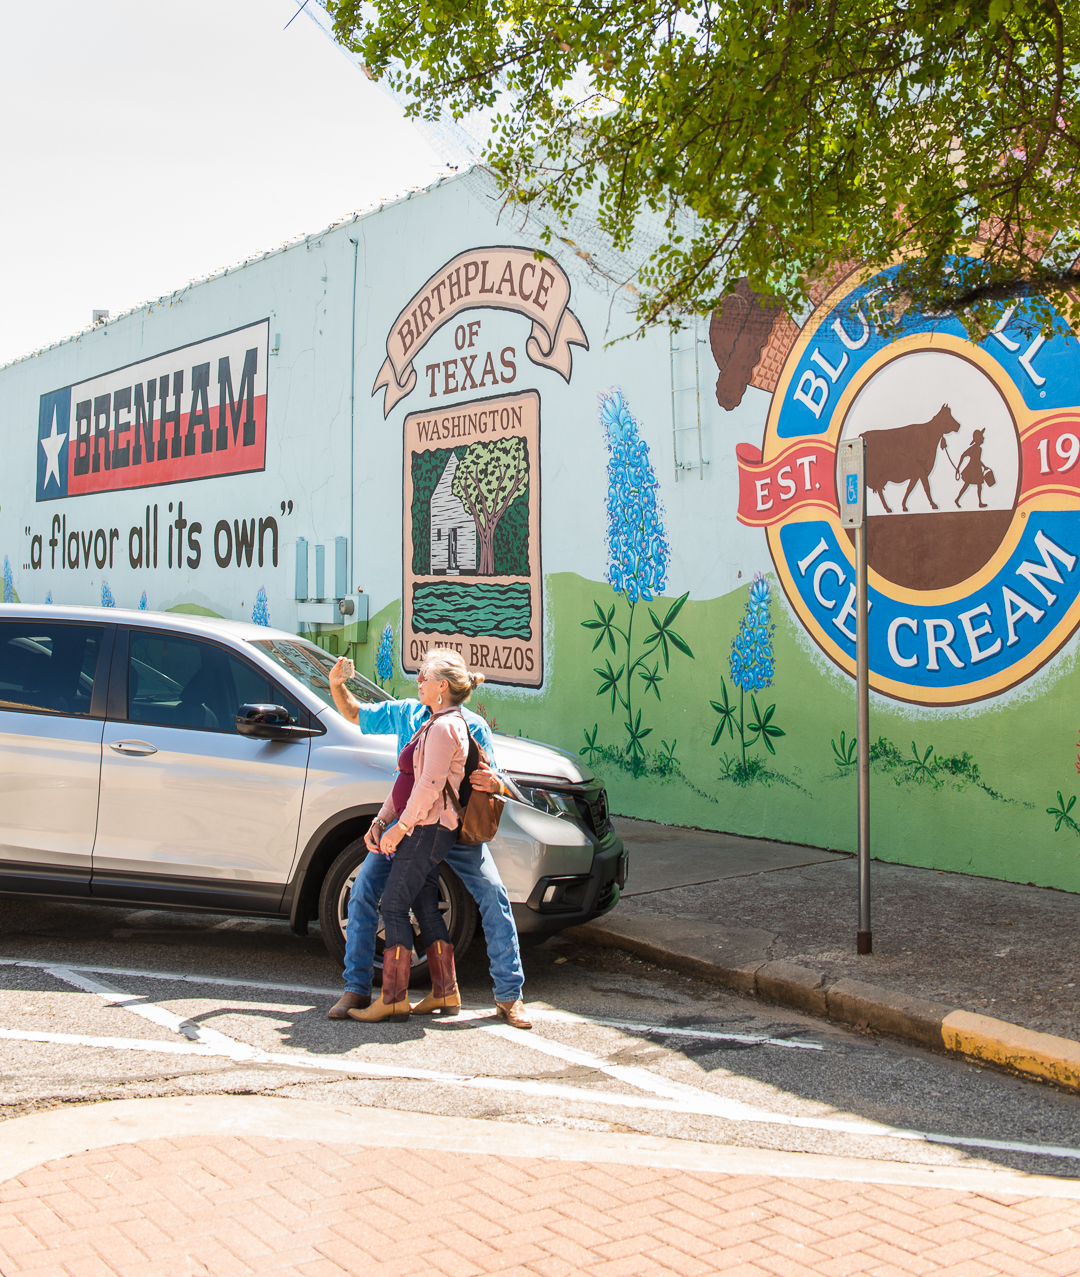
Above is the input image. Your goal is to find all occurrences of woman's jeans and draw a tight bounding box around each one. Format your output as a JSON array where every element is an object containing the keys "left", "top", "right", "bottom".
[
  {"left": 378, "top": 823, "right": 458, "bottom": 950},
  {"left": 343, "top": 839, "right": 525, "bottom": 1003}
]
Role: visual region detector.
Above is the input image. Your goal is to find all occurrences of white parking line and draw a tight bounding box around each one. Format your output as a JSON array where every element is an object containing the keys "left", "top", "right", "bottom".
[
  {"left": 534, "top": 1008, "right": 823, "bottom": 1051},
  {"left": 0, "top": 958, "right": 824, "bottom": 1051},
  {"left": 2, "top": 964, "right": 1079, "bottom": 1164},
  {"left": 45, "top": 967, "right": 264, "bottom": 1061},
  {"left": 481, "top": 1021, "right": 767, "bottom": 1114},
  {"left": 1, "top": 1022, "right": 1078, "bottom": 1163}
]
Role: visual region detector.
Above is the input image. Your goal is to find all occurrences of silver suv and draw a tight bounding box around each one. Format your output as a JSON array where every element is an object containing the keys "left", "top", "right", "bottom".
[{"left": 0, "top": 606, "right": 626, "bottom": 971}]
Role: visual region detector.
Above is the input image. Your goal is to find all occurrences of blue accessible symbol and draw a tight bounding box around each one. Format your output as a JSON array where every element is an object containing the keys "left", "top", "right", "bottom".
[{"left": 846, "top": 473, "right": 859, "bottom": 505}]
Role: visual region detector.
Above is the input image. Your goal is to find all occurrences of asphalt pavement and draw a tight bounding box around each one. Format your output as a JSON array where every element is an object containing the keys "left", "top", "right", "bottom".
[
  {"left": 0, "top": 892, "right": 1077, "bottom": 1187},
  {"left": 612, "top": 815, "right": 1080, "bottom": 1043}
]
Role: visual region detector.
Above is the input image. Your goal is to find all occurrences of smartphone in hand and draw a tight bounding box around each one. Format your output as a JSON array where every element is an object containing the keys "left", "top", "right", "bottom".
[{"left": 340, "top": 658, "right": 355, "bottom": 680}]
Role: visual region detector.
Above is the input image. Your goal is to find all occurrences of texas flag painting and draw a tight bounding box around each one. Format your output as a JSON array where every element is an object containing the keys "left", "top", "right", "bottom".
[{"left": 35, "top": 320, "right": 269, "bottom": 502}]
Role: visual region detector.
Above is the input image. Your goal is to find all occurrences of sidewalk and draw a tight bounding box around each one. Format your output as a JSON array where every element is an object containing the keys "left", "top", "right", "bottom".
[
  {"left": 0, "top": 1095, "right": 1078, "bottom": 1276},
  {"left": 567, "top": 818, "right": 1080, "bottom": 1084}
]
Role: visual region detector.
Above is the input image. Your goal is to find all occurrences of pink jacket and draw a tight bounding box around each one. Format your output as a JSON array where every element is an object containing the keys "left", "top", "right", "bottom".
[{"left": 377, "top": 708, "right": 469, "bottom": 833}]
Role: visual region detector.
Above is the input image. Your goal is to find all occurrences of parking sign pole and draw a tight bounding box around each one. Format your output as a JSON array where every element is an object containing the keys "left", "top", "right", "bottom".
[{"left": 838, "top": 439, "right": 872, "bottom": 955}]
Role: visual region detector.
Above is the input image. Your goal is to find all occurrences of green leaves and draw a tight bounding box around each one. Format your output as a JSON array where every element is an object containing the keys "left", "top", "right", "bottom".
[
  {"left": 580, "top": 724, "right": 602, "bottom": 763},
  {"left": 581, "top": 600, "right": 619, "bottom": 654},
  {"left": 908, "top": 742, "right": 935, "bottom": 781},
  {"left": 638, "top": 661, "right": 663, "bottom": 700},
  {"left": 710, "top": 677, "right": 737, "bottom": 746},
  {"left": 746, "top": 697, "right": 785, "bottom": 756},
  {"left": 583, "top": 586, "right": 693, "bottom": 771},
  {"left": 329, "top": 0, "right": 1080, "bottom": 341},
  {"left": 1048, "top": 792, "right": 1079, "bottom": 834},
  {"left": 831, "top": 731, "right": 857, "bottom": 768},
  {"left": 624, "top": 708, "right": 653, "bottom": 762},
  {"left": 643, "top": 591, "right": 693, "bottom": 670},
  {"left": 593, "top": 659, "right": 626, "bottom": 713}
]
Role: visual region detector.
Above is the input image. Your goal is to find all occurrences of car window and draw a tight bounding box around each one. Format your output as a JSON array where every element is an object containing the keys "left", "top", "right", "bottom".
[
  {"left": 128, "top": 632, "right": 301, "bottom": 732},
  {"left": 250, "top": 638, "right": 389, "bottom": 709},
  {"left": 0, "top": 621, "right": 104, "bottom": 717}
]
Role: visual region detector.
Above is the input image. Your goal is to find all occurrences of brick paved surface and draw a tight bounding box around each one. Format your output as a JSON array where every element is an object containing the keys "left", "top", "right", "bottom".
[{"left": 0, "top": 1135, "right": 1076, "bottom": 1276}]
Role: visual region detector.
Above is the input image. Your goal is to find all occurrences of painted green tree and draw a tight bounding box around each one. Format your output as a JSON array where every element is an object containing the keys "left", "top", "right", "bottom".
[{"left": 452, "top": 437, "right": 529, "bottom": 576}]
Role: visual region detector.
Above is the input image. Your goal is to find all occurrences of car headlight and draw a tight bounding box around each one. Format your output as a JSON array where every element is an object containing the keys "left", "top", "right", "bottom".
[{"left": 514, "top": 784, "right": 582, "bottom": 820}]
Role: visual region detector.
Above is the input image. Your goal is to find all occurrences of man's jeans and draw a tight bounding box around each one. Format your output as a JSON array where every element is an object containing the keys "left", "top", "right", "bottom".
[{"left": 343, "top": 840, "right": 525, "bottom": 1003}]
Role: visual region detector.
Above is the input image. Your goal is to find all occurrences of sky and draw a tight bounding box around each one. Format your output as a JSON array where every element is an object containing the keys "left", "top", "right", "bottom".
[{"left": 0, "top": 0, "right": 441, "bottom": 367}]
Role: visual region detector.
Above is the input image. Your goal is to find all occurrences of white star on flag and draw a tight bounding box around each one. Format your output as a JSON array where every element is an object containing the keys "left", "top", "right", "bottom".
[{"left": 39, "top": 407, "right": 66, "bottom": 491}]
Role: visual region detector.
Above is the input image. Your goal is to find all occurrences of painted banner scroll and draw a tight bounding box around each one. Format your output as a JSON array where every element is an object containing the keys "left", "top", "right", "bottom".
[{"left": 372, "top": 246, "right": 588, "bottom": 417}]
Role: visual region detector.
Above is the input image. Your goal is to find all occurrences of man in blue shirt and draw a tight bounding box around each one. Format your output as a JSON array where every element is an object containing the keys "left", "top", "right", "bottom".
[{"left": 326, "top": 656, "right": 531, "bottom": 1029}]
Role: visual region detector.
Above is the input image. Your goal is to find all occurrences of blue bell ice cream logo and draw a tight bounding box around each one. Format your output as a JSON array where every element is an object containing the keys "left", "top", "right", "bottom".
[{"left": 736, "top": 264, "right": 1080, "bottom": 706}]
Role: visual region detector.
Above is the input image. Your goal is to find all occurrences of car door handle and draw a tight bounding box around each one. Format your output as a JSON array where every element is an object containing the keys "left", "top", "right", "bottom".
[{"left": 108, "top": 740, "right": 158, "bottom": 756}]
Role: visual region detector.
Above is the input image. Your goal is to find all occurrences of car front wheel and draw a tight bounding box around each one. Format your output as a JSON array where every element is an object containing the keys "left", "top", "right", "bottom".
[{"left": 317, "top": 837, "right": 477, "bottom": 983}]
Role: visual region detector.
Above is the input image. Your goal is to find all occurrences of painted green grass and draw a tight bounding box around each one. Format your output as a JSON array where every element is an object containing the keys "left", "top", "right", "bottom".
[{"left": 475, "top": 572, "right": 1080, "bottom": 894}]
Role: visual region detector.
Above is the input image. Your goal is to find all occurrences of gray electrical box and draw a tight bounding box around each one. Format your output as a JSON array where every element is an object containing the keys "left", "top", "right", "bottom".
[{"left": 291, "top": 538, "right": 308, "bottom": 600}]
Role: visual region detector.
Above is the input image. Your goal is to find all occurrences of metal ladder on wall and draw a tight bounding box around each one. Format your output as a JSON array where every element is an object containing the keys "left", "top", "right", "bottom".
[{"left": 669, "top": 325, "right": 708, "bottom": 481}]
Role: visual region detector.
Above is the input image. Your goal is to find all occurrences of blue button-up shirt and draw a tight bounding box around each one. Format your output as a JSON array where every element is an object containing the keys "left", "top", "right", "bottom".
[{"left": 351, "top": 697, "right": 494, "bottom": 761}]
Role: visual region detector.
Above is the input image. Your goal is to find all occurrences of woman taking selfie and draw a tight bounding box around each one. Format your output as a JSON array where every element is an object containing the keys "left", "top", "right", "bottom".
[{"left": 351, "top": 650, "right": 481, "bottom": 1022}]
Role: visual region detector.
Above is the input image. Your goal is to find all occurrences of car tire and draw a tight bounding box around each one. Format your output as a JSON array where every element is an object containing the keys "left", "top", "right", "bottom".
[{"left": 317, "top": 837, "right": 478, "bottom": 984}]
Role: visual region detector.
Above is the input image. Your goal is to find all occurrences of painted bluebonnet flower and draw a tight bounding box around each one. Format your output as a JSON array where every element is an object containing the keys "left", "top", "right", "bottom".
[
  {"left": 600, "top": 391, "right": 668, "bottom": 605},
  {"left": 3, "top": 557, "right": 13, "bottom": 603},
  {"left": 44, "top": 591, "right": 53, "bottom": 605},
  {"left": 139, "top": 590, "right": 147, "bottom": 610},
  {"left": 376, "top": 623, "right": 394, "bottom": 683},
  {"left": 251, "top": 587, "right": 270, "bottom": 627},
  {"left": 100, "top": 581, "right": 115, "bottom": 608},
  {"left": 730, "top": 573, "right": 775, "bottom": 692}
]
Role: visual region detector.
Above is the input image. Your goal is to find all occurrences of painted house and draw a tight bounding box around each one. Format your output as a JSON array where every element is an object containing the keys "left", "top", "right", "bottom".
[
  {"left": 429, "top": 451, "right": 477, "bottom": 575},
  {"left": 3, "top": 167, "right": 1080, "bottom": 894}
]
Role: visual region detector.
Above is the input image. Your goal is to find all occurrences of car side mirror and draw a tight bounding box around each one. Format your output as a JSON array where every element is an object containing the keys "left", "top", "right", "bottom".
[{"left": 236, "top": 703, "right": 320, "bottom": 741}]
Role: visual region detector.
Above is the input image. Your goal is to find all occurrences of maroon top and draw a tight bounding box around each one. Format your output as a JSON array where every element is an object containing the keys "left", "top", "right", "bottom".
[{"left": 390, "top": 739, "right": 418, "bottom": 815}]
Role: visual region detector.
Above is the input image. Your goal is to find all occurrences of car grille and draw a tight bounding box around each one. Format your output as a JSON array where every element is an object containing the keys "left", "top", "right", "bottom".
[
  {"left": 568, "top": 786, "right": 610, "bottom": 839},
  {"left": 596, "top": 880, "right": 619, "bottom": 912}
]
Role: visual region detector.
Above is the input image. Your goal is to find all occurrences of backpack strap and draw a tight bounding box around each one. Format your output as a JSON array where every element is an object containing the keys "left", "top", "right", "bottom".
[{"left": 440, "top": 709, "right": 475, "bottom": 824}]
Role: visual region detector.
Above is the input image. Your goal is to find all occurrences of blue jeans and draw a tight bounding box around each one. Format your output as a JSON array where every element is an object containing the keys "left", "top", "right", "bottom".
[
  {"left": 379, "top": 823, "right": 457, "bottom": 950},
  {"left": 343, "top": 839, "right": 525, "bottom": 1003}
]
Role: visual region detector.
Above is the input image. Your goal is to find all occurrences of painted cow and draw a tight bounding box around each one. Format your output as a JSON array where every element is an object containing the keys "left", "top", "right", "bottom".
[{"left": 861, "top": 404, "right": 961, "bottom": 513}]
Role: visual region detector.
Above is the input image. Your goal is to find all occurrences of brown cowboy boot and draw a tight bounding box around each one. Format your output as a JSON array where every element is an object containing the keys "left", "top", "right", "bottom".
[
  {"left": 411, "top": 940, "right": 461, "bottom": 1016},
  {"left": 496, "top": 1000, "right": 533, "bottom": 1030},
  {"left": 348, "top": 945, "right": 412, "bottom": 1022},
  {"left": 328, "top": 991, "right": 371, "bottom": 1020}
]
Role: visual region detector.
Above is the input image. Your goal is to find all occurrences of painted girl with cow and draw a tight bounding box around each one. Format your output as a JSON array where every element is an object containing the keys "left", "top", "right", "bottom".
[{"left": 861, "top": 404, "right": 993, "bottom": 513}]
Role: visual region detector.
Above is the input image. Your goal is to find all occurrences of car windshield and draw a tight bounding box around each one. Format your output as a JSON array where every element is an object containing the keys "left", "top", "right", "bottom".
[{"left": 250, "top": 639, "right": 390, "bottom": 710}]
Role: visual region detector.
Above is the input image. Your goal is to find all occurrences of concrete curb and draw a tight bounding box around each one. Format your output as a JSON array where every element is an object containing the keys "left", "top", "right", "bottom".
[
  {"left": 2, "top": 1095, "right": 1079, "bottom": 1198},
  {"left": 564, "top": 915, "right": 1080, "bottom": 1093}
]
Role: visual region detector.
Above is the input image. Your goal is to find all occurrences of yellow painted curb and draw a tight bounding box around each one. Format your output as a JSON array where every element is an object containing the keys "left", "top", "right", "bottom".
[{"left": 942, "top": 1010, "right": 1080, "bottom": 1090}]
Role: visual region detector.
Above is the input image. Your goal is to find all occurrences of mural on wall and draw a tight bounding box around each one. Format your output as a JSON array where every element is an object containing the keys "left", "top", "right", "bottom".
[
  {"left": 36, "top": 321, "right": 269, "bottom": 502},
  {"left": 710, "top": 573, "right": 786, "bottom": 784},
  {"left": 451, "top": 251, "right": 1080, "bottom": 894},
  {"left": 402, "top": 389, "right": 543, "bottom": 686},
  {"left": 251, "top": 586, "right": 270, "bottom": 626},
  {"left": 376, "top": 623, "right": 395, "bottom": 686},
  {"left": 378, "top": 245, "right": 591, "bottom": 689},
  {"left": 734, "top": 263, "right": 1080, "bottom": 708},
  {"left": 580, "top": 391, "right": 693, "bottom": 776},
  {"left": 372, "top": 247, "right": 588, "bottom": 417}
]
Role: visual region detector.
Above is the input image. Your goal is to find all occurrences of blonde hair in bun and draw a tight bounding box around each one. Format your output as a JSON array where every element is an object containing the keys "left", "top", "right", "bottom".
[{"left": 421, "top": 648, "right": 485, "bottom": 705}]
